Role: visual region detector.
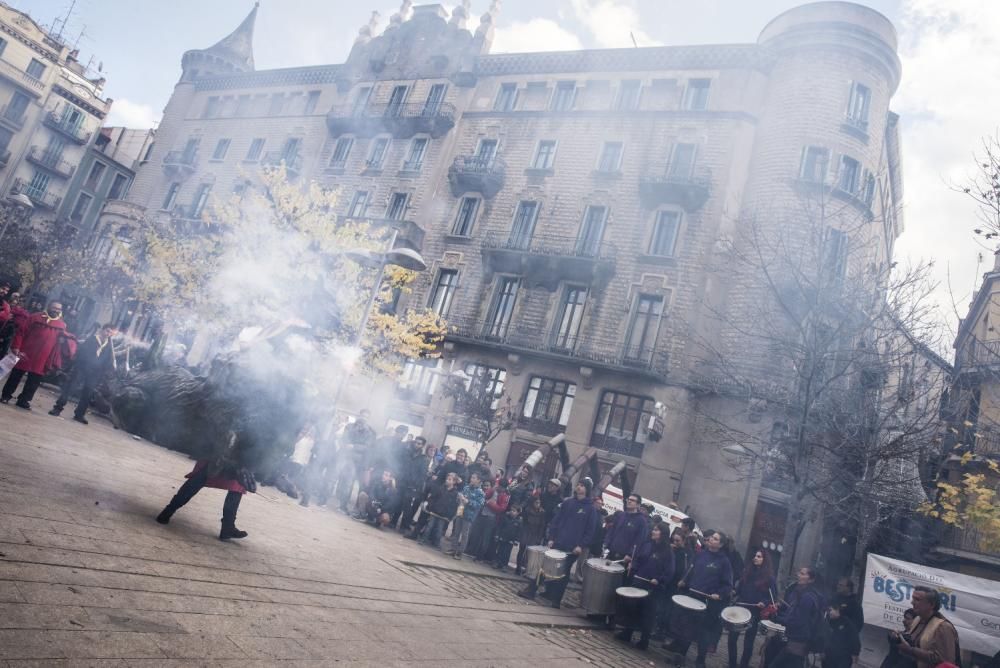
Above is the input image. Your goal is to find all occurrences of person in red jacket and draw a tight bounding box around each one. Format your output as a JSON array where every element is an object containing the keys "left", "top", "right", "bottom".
[{"left": 2, "top": 301, "right": 72, "bottom": 410}]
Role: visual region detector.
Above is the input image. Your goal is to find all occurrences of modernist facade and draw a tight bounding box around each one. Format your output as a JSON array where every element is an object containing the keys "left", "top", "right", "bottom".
[
  {"left": 120, "top": 2, "right": 907, "bottom": 560},
  {"left": 0, "top": 3, "right": 111, "bottom": 221}
]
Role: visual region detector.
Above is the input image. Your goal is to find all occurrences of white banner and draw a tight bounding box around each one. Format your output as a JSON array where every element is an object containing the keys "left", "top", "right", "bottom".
[{"left": 862, "top": 553, "right": 1000, "bottom": 656}]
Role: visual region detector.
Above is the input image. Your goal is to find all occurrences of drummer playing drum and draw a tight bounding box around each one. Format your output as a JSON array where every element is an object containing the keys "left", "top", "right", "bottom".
[
  {"left": 615, "top": 524, "right": 674, "bottom": 651},
  {"left": 518, "top": 479, "right": 597, "bottom": 609},
  {"left": 664, "top": 530, "right": 734, "bottom": 667},
  {"left": 729, "top": 549, "right": 777, "bottom": 668}
]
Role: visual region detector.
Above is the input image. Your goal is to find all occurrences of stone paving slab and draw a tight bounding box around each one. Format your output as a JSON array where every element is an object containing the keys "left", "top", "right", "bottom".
[{"left": 0, "top": 395, "right": 740, "bottom": 665}]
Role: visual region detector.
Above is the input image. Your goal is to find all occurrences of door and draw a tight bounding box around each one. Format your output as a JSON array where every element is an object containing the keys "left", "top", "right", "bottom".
[
  {"left": 386, "top": 86, "right": 409, "bottom": 117},
  {"left": 423, "top": 84, "right": 446, "bottom": 115},
  {"left": 475, "top": 139, "right": 498, "bottom": 168}
]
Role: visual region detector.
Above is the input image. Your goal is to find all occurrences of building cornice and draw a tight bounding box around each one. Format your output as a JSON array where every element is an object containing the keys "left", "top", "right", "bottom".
[
  {"left": 52, "top": 83, "right": 108, "bottom": 119},
  {"left": 0, "top": 18, "right": 60, "bottom": 63},
  {"left": 476, "top": 44, "right": 775, "bottom": 77},
  {"left": 194, "top": 65, "right": 342, "bottom": 91},
  {"left": 461, "top": 109, "right": 759, "bottom": 124}
]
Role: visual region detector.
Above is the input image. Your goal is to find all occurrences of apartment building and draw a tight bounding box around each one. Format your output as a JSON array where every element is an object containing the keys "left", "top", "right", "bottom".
[{"left": 119, "top": 1, "right": 906, "bottom": 560}]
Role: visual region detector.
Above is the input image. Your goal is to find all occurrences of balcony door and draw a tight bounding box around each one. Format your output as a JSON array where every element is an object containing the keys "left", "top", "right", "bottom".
[
  {"left": 624, "top": 294, "right": 663, "bottom": 363},
  {"left": 475, "top": 139, "right": 498, "bottom": 168},
  {"left": 484, "top": 277, "right": 519, "bottom": 340},
  {"left": 60, "top": 105, "right": 84, "bottom": 131},
  {"left": 423, "top": 84, "right": 447, "bottom": 115},
  {"left": 386, "top": 86, "right": 409, "bottom": 117},
  {"left": 508, "top": 201, "right": 538, "bottom": 250},
  {"left": 575, "top": 205, "right": 606, "bottom": 256},
  {"left": 552, "top": 286, "right": 587, "bottom": 351}
]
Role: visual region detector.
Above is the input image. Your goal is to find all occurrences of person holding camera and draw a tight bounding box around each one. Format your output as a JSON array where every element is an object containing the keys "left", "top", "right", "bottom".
[
  {"left": 890, "top": 586, "right": 959, "bottom": 668},
  {"left": 881, "top": 609, "right": 917, "bottom": 668}
]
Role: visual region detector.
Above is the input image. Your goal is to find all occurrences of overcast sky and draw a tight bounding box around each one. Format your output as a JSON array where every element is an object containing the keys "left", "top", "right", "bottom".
[{"left": 16, "top": 0, "right": 1000, "bottom": 337}]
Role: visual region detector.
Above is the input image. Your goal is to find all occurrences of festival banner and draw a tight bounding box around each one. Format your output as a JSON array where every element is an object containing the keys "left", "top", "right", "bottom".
[{"left": 862, "top": 553, "right": 1000, "bottom": 655}]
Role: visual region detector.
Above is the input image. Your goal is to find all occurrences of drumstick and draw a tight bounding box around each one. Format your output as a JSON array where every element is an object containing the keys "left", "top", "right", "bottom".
[
  {"left": 689, "top": 588, "right": 711, "bottom": 597},
  {"left": 769, "top": 589, "right": 776, "bottom": 606},
  {"left": 633, "top": 575, "right": 652, "bottom": 582}
]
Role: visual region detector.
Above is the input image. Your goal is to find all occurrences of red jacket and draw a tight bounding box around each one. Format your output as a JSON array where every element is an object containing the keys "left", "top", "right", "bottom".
[
  {"left": 12, "top": 312, "right": 73, "bottom": 375},
  {"left": 485, "top": 487, "right": 510, "bottom": 523}
]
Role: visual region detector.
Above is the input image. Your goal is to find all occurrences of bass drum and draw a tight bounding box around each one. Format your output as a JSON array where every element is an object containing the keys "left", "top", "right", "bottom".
[
  {"left": 615, "top": 586, "right": 650, "bottom": 629},
  {"left": 580, "top": 558, "right": 626, "bottom": 616},
  {"left": 541, "top": 549, "right": 569, "bottom": 579},
  {"left": 721, "top": 605, "right": 752, "bottom": 633}
]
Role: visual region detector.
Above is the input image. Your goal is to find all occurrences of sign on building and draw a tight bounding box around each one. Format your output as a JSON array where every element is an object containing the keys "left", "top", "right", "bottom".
[{"left": 862, "top": 553, "right": 1000, "bottom": 656}]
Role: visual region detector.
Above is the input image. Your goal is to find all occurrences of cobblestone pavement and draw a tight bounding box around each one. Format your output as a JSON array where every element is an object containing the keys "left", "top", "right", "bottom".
[{"left": 0, "top": 393, "right": 745, "bottom": 666}]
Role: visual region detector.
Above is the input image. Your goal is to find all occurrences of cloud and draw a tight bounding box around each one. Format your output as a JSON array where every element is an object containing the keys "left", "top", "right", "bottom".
[
  {"left": 107, "top": 98, "right": 160, "bottom": 129},
  {"left": 492, "top": 17, "right": 584, "bottom": 53},
  {"left": 893, "top": 0, "right": 1000, "bottom": 325},
  {"left": 568, "top": 0, "right": 661, "bottom": 48}
]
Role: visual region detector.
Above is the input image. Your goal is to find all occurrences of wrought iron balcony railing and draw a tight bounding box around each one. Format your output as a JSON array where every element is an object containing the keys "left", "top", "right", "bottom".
[
  {"left": 162, "top": 150, "right": 199, "bottom": 176},
  {"left": 448, "top": 155, "right": 507, "bottom": 198},
  {"left": 261, "top": 151, "right": 303, "bottom": 177},
  {"left": 480, "top": 231, "right": 617, "bottom": 290},
  {"left": 26, "top": 146, "right": 75, "bottom": 179},
  {"left": 43, "top": 111, "right": 90, "bottom": 144},
  {"left": 327, "top": 102, "right": 456, "bottom": 139},
  {"left": 446, "top": 316, "right": 669, "bottom": 382},
  {"left": 638, "top": 165, "right": 712, "bottom": 211},
  {"left": 11, "top": 177, "right": 61, "bottom": 210}
]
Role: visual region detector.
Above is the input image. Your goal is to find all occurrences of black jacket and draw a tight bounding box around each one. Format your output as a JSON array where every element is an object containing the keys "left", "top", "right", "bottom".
[
  {"left": 426, "top": 485, "right": 459, "bottom": 519},
  {"left": 495, "top": 514, "right": 522, "bottom": 543},
  {"left": 75, "top": 333, "right": 116, "bottom": 378}
]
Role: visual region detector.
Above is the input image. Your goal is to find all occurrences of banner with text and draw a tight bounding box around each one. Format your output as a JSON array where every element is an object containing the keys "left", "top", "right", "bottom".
[{"left": 862, "top": 553, "right": 1000, "bottom": 655}]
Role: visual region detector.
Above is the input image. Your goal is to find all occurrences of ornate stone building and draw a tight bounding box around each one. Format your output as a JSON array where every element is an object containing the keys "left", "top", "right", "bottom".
[{"left": 118, "top": 1, "right": 907, "bottom": 559}]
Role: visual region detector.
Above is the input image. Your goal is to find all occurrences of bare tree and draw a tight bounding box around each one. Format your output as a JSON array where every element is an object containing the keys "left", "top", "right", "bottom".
[
  {"left": 441, "top": 364, "right": 514, "bottom": 455},
  {"left": 686, "top": 176, "right": 947, "bottom": 578}
]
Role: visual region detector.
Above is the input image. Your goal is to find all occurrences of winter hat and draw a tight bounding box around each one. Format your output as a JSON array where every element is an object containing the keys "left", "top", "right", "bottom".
[
  {"left": 548, "top": 478, "right": 561, "bottom": 487},
  {"left": 581, "top": 477, "right": 594, "bottom": 495}
]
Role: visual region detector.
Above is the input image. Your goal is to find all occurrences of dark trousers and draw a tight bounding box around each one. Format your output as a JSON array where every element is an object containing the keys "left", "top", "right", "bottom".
[
  {"left": 2, "top": 369, "right": 42, "bottom": 404},
  {"left": 301, "top": 454, "right": 336, "bottom": 506},
  {"left": 493, "top": 540, "right": 515, "bottom": 567},
  {"left": 728, "top": 618, "right": 761, "bottom": 668},
  {"left": 672, "top": 598, "right": 724, "bottom": 664},
  {"left": 466, "top": 513, "right": 495, "bottom": 557},
  {"left": 395, "top": 487, "right": 421, "bottom": 530},
  {"left": 524, "top": 552, "right": 578, "bottom": 607},
  {"left": 770, "top": 650, "right": 805, "bottom": 668},
  {"left": 162, "top": 466, "right": 242, "bottom": 525},
  {"left": 620, "top": 588, "right": 662, "bottom": 645},
  {"left": 336, "top": 460, "right": 363, "bottom": 511},
  {"left": 420, "top": 515, "right": 449, "bottom": 546},
  {"left": 52, "top": 367, "right": 97, "bottom": 418}
]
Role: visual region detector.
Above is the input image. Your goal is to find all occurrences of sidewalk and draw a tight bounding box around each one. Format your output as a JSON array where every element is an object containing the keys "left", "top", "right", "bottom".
[{"left": 0, "top": 394, "right": 730, "bottom": 666}]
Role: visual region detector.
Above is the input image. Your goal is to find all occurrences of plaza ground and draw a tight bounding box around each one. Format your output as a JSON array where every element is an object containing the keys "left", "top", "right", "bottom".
[{"left": 0, "top": 390, "right": 741, "bottom": 666}]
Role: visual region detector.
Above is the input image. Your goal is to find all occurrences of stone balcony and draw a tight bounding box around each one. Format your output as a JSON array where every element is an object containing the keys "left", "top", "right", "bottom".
[
  {"left": 162, "top": 150, "right": 198, "bottom": 177},
  {"left": 26, "top": 146, "right": 76, "bottom": 179},
  {"left": 343, "top": 215, "right": 425, "bottom": 252},
  {"left": 262, "top": 151, "right": 303, "bottom": 178},
  {"left": 448, "top": 155, "right": 506, "bottom": 198},
  {"left": 327, "top": 102, "right": 456, "bottom": 139},
  {"left": 480, "top": 232, "right": 616, "bottom": 291},
  {"left": 0, "top": 57, "right": 45, "bottom": 96},
  {"left": 638, "top": 166, "right": 712, "bottom": 211},
  {"left": 43, "top": 111, "right": 91, "bottom": 144},
  {"left": 445, "top": 315, "right": 669, "bottom": 384}
]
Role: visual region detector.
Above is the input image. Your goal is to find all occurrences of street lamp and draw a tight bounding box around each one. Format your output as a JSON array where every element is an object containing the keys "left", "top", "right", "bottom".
[{"left": 0, "top": 193, "right": 34, "bottom": 244}]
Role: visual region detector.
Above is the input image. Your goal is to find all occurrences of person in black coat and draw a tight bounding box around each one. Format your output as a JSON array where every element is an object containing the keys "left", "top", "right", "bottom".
[
  {"left": 394, "top": 437, "right": 430, "bottom": 530},
  {"left": 617, "top": 524, "right": 675, "bottom": 651},
  {"left": 823, "top": 605, "right": 862, "bottom": 668},
  {"left": 49, "top": 323, "right": 117, "bottom": 424},
  {"left": 492, "top": 505, "right": 522, "bottom": 570},
  {"left": 879, "top": 609, "right": 916, "bottom": 668}
]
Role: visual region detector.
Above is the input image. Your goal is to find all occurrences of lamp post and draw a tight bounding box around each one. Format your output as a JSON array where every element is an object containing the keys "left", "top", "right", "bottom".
[
  {"left": 0, "top": 192, "right": 34, "bottom": 244},
  {"left": 722, "top": 443, "right": 760, "bottom": 548}
]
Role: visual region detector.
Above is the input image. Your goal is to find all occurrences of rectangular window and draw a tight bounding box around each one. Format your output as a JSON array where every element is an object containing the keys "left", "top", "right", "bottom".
[
  {"left": 0, "top": 38, "right": 7, "bottom": 58},
  {"left": 551, "top": 81, "right": 577, "bottom": 111},
  {"left": 668, "top": 143, "right": 696, "bottom": 179},
  {"left": 403, "top": 137, "right": 427, "bottom": 170},
  {"left": 532, "top": 140, "right": 556, "bottom": 170},
  {"left": 682, "top": 78, "right": 711, "bottom": 110},
  {"left": 523, "top": 377, "right": 576, "bottom": 427},
  {"left": 863, "top": 172, "right": 876, "bottom": 207},
  {"left": 282, "top": 138, "right": 301, "bottom": 161},
  {"left": 649, "top": 210, "right": 681, "bottom": 257},
  {"left": 6, "top": 91, "right": 29, "bottom": 123},
  {"left": 463, "top": 363, "right": 507, "bottom": 411},
  {"left": 347, "top": 191, "right": 369, "bottom": 218},
  {"left": 162, "top": 183, "right": 180, "bottom": 211},
  {"left": 108, "top": 173, "right": 129, "bottom": 200},
  {"left": 846, "top": 82, "right": 871, "bottom": 130},
  {"left": 352, "top": 86, "right": 372, "bottom": 114},
  {"left": 181, "top": 137, "right": 199, "bottom": 162},
  {"left": 508, "top": 201, "right": 539, "bottom": 249},
  {"left": 304, "top": 90, "right": 321, "bottom": 115},
  {"left": 597, "top": 142, "right": 623, "bottom": 173},
  {"left": 552, "top": 286, "right": 587, "bottom": 351},
  {"left": 592, "top": 390, "right": 656, "bottom": 458},
  {"left": 387, "top": 85, "right": 409, "bottom": 116},
  {"left": 190, "top": 183, "right": 212, "bottom": 217},
  {"left": 475, "top": 139, "right": 498, "bottom": 166},
  {"left": 494, "top": 83, "right": 518, "bottom": 111},
  {"left": 429, "top": 269, "right": 459, "bottom": 317},
  {"left": 367, "top": 137, "right": 389, "bottom": 168},
  {"left": 386, "top": 192, "right": 408, "bottom": 220},
  {"left": 838, "top": 155, "right": 861, "bottom": 194},
  {"left": 212, "top": 138, "right": 231, "bottom": 160},
  {"left": 0, "top": 126, "right": 14, "bottom": 152},
  {"left": 484, "top": 277, "right": 520, "bottom": 339},
  {"left": 624, "top": 294, "right": 663, "bottom": 362},
  {"left": 800, "top": 146, "right": 830, "bottom": 183},
  {"left": 823, "top": 228, "right": 849, "bottom": 280},
  {"left": 70, "top": 193, "right": 93, "bottom": 223},
  {"left": 202, "top": 96, "right": 220, "bottom": 119},
  {"left": 399, "top": 358, "right": 443, "bottom": 406},
  {"left": 246, "top": 138, "right": 265, "bottom": 161},
  {"left": 328, "top": 137, "right": 353, "bottom": 168},
  {"left": 268, "top": 93, "right": 285, "bottom": 115},
  {"left": 27, "top": 170, "right": 50, "bottom": 198},
  {"left": 615, "top": 80, "right": 642, "bottom": 110},
  {"left": 85, "top": 162, "right": 106, "bottom": 190},
  {"left": 235, "top": 95, "right": 251, "bottom": 117},
  {"left": 452, "top": 197, "right": 480, "bottom": 236},
  {"left": 423, "top": 83, "right": 447, "bottom": 114},
  {"left": 26, "top": 58, "right": 45, "bottom": 80},
  {"left": 576, "top": 206, "right": 607, "bottom": 256}
]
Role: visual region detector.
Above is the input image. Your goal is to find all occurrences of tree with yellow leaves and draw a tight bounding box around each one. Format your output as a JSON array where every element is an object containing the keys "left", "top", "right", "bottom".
[{"left": 921, "top": 452, "right": 1000, "bottom": 553}]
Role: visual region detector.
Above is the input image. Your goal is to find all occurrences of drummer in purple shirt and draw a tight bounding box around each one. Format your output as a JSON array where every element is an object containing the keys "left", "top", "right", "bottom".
[
  {"left": 518, "top": 478, "right": 597, "bottom": 609},
  {"left": 604, "top": 492, "right": 649, "bottom": 562},
  {"left": 616, "top": 524, "right": 675, "bottom": 650},
  {"left": 666, "top": 530, "right": 734, "bottom": 667}
]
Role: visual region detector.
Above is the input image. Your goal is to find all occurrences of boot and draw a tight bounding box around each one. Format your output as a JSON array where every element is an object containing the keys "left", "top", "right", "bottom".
[
  {"left": 219, "top": 522, "right": 248, "bottom": 540},
  {"left": 156, "top": 507, "right": 174, "bottom": 524},
  {"left": 48, "top": 407, "right": 62, "bottom": 416}
]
